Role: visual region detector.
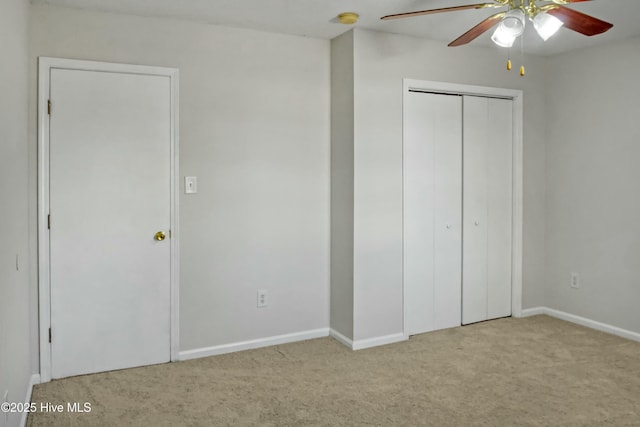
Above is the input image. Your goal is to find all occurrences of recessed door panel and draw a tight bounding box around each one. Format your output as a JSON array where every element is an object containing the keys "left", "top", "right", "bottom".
[
  {"left": 462, "top": 96, "right": 512, "bottom": 325},
  {"left": 404, "top": 91, "right": 462, "bottom": 336},
  {"left": 433, "top": 100, "right": 463, "bottom": 331},
  {"left": 462, "top": 96, "right": 489, "bottom": 325},
  {"left": 486, "top": 99, "right": 513, "bottom": 320}
]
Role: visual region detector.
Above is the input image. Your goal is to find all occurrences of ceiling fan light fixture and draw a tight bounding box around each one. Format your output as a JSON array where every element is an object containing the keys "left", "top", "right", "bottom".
[
  {"left": 500, "top": 8, "right": 526, "bottom": 37},
  {"left": 379, "top": 1, "right": 614, "bottom": 75},
  {"left": 491, "top": 25, "right": 516, "bottom": 48},
  {"left": 533, "top": 12, "right": 564, "bottom": 41}
]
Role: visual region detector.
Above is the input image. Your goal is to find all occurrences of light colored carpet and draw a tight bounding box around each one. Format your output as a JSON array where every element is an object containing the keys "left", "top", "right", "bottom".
[{"left": 28, "top": 315, "right": 640, "bottom": 426}]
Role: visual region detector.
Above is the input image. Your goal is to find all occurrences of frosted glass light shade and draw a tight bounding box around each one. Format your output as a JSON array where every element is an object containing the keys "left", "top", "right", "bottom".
[
  {"left": 492, "top": 26, "right": 516, "bottom": 48},
  {"left": 500, "top": 8, "right": 526, "bottom": 37},
  {"left": 533, "top": 12, "right": 564, "bottom": 41}
]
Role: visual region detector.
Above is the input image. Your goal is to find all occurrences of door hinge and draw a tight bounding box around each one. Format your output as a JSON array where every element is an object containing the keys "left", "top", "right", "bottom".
[
  {"left": 48, "top": 328, "right": 52, "bottom": 343},
  {"left": 48, "top": 99, "right": 52, "bottom": 115},
  {"left": 48, "top": 214, "right": 51, "bottom": 229}
]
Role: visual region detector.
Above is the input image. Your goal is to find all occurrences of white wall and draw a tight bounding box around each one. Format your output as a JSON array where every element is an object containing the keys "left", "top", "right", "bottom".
[
  {"left": 545, "top": 36, "right": 640, "bottom": 334},
  {"left": 350, "top": 29, "right": 547, "bottom": 340},
  {"left": 25, "top": 1, "right": 636, "bottom": 375},
  {"left": 330, "top": 31, "right": 355, "bottom": 339},
  {"left": 14, "top": 0, "right": 638, "bottom": 383},
  {"left": 29, "top": 4, "right": 330, "bottom": 352},
  {"left": 0, "top": 0, "right": 32, "bottom": 425}
]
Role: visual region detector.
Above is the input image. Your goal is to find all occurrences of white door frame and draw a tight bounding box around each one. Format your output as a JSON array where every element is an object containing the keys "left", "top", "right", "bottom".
[
  {"left": 38, "top": 57, "right": 180, "bottom": 382},
  {"left": 402, "top": 79, "right": 524, "bottom": 338}
]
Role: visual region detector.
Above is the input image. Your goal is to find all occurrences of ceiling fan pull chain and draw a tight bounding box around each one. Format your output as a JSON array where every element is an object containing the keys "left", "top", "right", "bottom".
[
  {"left": 519, "top": 33, "right": 525, "bottom": 77},
  {"left": 507, "top": 59, "right": 512, "bottom": 71}
]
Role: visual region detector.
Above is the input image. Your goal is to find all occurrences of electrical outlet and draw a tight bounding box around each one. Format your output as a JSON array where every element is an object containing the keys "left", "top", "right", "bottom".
[
  {"left": 570, "top": 272, "right": 580, "bottom": 289},
  {"left": 257, "top": 290, "right": 268, "bottom": 308}
]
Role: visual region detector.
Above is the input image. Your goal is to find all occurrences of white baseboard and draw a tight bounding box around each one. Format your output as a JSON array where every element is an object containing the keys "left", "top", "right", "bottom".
[
  {"left": 352, "top": 332, "right": 406, "bottom": 350},
  {"left": 519, "top": 306, "right": 547, "bottom": 317},
  {"left": 329, "top": 328, "right": 353, "bottom": 348},
  {"left": 519, "top": 306, "right": 640, "bottom": 343},
  {"left": 330, "top": 329, "right": 406, "bottom": 350},
  {"left": 21, "top": 374, "right": 40, "bottom": 427},
  {"left": 178, "top": 328, "right": 330, "bottom": 361}
]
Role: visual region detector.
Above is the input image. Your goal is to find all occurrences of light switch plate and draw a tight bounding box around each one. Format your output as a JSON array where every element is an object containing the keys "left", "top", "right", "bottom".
[{"left": 185, "top": 176, "right": 197, "bottom": 194}]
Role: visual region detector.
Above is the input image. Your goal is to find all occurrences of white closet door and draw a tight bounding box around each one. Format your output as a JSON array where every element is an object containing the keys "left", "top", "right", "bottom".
[
  {"left": 404, "top": 91, "right": 462, "bottom": 336},
  {"left": 462, "top": 96, "right": 513, "bottom": 325}
]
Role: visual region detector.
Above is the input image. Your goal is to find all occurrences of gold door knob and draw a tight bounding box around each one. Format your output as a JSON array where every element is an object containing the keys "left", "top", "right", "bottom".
[{"left": 154, "top": 231, "right": 166, "bottom": 241}]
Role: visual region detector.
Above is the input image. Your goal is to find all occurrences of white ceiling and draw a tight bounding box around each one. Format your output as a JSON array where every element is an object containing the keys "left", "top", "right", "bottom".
[{"left": 32, "top": 0, "right": 640, "bottom": 55}]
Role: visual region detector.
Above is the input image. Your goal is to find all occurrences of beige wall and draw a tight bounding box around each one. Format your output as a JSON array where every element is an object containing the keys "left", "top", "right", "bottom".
[
  {"left": 0, "top": 0, "right": 31, "bottom": 425},
  {"left": 545, "top": 36, "right": 640, "bottom": 333},
  {"left": 29, "top": 4, "right": 331, "bottom": 352}
]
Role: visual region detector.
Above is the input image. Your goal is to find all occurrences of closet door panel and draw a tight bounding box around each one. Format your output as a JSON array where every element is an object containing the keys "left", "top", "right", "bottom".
[
  {"left": 462, "top": 96, "right": 489, "bottom": 325},
  {"left": 404, "top": 91, "right": 462, "bottom": 335},
  {"left": 404, "top": 91, "right": 435, "bottom": 335},
  {"left": 433, "top": 111, "right": 462, "bottom": 331},
  {"left": 462, "top": 96, "right": 513, "bottom": 325},
  {"left": 486, "top": 99, "right": 513, "bottom": 319}
]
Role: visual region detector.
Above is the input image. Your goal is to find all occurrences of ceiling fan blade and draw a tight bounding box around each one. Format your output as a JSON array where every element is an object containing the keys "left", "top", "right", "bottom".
[
  {"left": 546, "top": 6, "right": 613, "bottom": 36},
  {"left": 448, "top": 12, "right": 506, "bottom": 47},
  {"left": 381, "top": 4, "right": 494, "bottom": 21}
]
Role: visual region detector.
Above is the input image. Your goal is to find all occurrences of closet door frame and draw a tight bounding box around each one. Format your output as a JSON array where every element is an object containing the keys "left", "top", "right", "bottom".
[{"left": 402, "top": 79, "right": 523, "bottom": 339}]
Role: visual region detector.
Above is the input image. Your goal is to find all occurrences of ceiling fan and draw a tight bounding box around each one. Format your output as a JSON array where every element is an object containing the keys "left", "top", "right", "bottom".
[{"left": 381, "top": 0, "right": 613, "bottom": 50}]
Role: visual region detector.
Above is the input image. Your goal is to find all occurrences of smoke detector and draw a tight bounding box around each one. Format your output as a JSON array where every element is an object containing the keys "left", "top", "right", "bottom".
[{"left": 338, "top": 12, "right": 359, "bottom": 25}]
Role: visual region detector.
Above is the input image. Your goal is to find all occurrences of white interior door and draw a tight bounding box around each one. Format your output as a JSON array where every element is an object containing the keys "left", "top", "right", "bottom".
[
  {"left": 404, "top": 91, "right": 462, "bottom": 336},
  {"left": 49, "top": 67, "right": 172, "bottom": 378},
  {"left": 462, "top": 96, "right": 513, "bottom": 325}
]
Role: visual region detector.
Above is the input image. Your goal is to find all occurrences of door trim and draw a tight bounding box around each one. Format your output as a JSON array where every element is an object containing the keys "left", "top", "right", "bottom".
[
  {"left": 402, "top": 79, "right": 523, "bottom": 338},
  {"left": 38, "top": 57, "right": 180, "bottom": 382}
]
